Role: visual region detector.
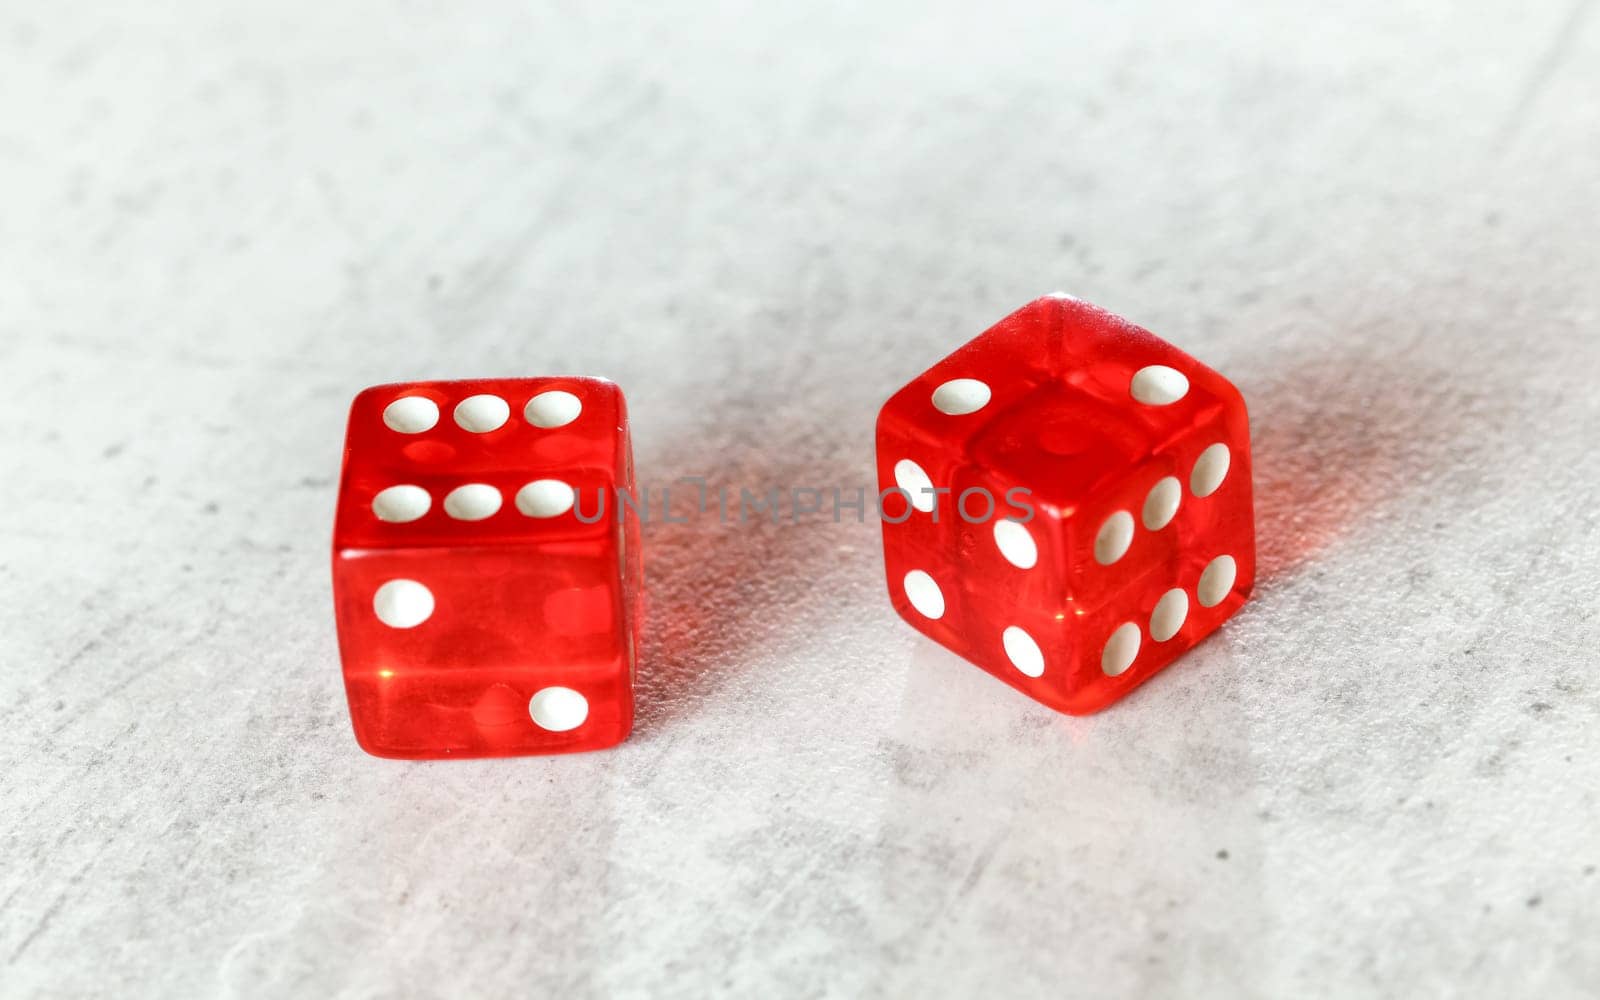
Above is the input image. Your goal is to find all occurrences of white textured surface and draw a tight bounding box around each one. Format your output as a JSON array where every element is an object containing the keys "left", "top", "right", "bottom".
[{"left": 2, "top": 2, "right": 1599, "bottom": 997}]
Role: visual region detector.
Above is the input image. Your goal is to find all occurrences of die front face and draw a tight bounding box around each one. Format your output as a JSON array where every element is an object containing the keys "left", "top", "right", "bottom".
[
  {"left": 332, "top": 377, "right": 640, "bottom": 759},
  {"left": 877, "top": 295, "right": 1254, "bottom": 714}
]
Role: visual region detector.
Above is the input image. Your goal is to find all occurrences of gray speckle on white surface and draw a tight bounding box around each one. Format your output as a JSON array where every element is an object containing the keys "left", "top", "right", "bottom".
[{"left": 2, "top": 2, "right": 1598, "bottom": 997}]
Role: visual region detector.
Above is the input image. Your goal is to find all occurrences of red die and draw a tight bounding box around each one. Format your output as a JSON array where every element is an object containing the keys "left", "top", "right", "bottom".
[
  {"left": 332, "top": 377, "right": 642, "bottom": 758},
  {"left": 876, "top": 295, "right": 1254, "bottom": 714}
]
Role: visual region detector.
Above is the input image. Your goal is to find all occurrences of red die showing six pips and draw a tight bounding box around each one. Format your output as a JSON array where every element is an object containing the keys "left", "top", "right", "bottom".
[
  {"left": 876, "top": 295, "right": 1255, "bottom": 714},
  {"left": 332, "top": 377, "right": 641, "bottom": 758}
]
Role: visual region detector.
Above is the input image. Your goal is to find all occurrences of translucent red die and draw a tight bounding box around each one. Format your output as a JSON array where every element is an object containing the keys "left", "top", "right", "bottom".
[
  {"left": 332, "top": 377, "right": 641, "bottom": 758},
  {"left": 876, "top": 295, "right": 1255, "bottom": 714}
]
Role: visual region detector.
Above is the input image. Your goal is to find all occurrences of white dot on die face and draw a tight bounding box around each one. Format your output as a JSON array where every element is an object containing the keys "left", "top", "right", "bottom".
[
  {"left": 525, "top": 390, "right": 583, "bottom": 429},
  {"left": 1150, "top": 588, "right": 1190, "bottom": 642},
  {"left": 383, "top": 396, "right": 439, "bottom": 434},
  {"left": 1003, "top": 626, "right": 1045, "bottom": 678},
  {"left": 453, "top": 394, "right": 510, "bottom": 433},
  {"left": 1191, "top": 443, "right": 1232, "bottom": 498},
  {"left": 903, "top": 570, "right": 946, "bottom": 620},
  {"left": 444, "top": 483, "right": 502, "bottom": 521},
  {"left": 516, "top": 479, "right": 576, "bottom": 518},
  {"left": 1198, "top": 555, "right": 1238, "bottom": 608},
  {"left": 931, "top": 378, "right": 992, "bottom": 416},
  {"left": 373, "top": 579, "right": 434, "bottom": 629},
  {"left": 528, "top": 686, "right": 589, "bottom": 732},
  {"left": 894, "top": 459, "right": 937, "bottom": 514},
  {"left": 371, "top": 485, "right": 430, "bottom": 523},
  {"left": 1142, "top": 476, "right": 1182, "bottom": 531},
  {"left": 1102, "top": 622, "right": 1141, "bottom": 676},
  {"left": 1095, "top": 511, "right": 1135, "bottom": 565},
  {"left": 993, "top": 519, "right": 1038, "bottom": 570},
  {"left": 1130, "top": 365, "right": 1190, "bottom": 406}
]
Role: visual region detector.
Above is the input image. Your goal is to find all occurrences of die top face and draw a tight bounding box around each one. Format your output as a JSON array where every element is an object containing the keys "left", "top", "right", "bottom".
[
  {"left": 879, "top": 295, "right": 1246, "bottom": 517},
  {"left": 334, "top": 377, "right": 627, "bottom": 553}
]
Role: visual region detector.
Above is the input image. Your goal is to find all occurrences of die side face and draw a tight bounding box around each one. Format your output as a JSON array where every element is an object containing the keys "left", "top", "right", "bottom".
[
  {"left": 333, "top": 547, "right": 633, "bottom": 757},
  {"left": 877, "top": 296, "right": 1255, "bottom": 714},
  {"left": 332, "top": 377, "right": 639, "bottom": 758}
]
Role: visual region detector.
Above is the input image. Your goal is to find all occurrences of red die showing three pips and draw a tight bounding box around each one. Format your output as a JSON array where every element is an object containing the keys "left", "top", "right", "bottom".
[
  {"left": 876, "top": 295, "right": 1255, "bottom": 714},
  {"left": 330, "top": 298, "right": 1254, "bottom": 757}
]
